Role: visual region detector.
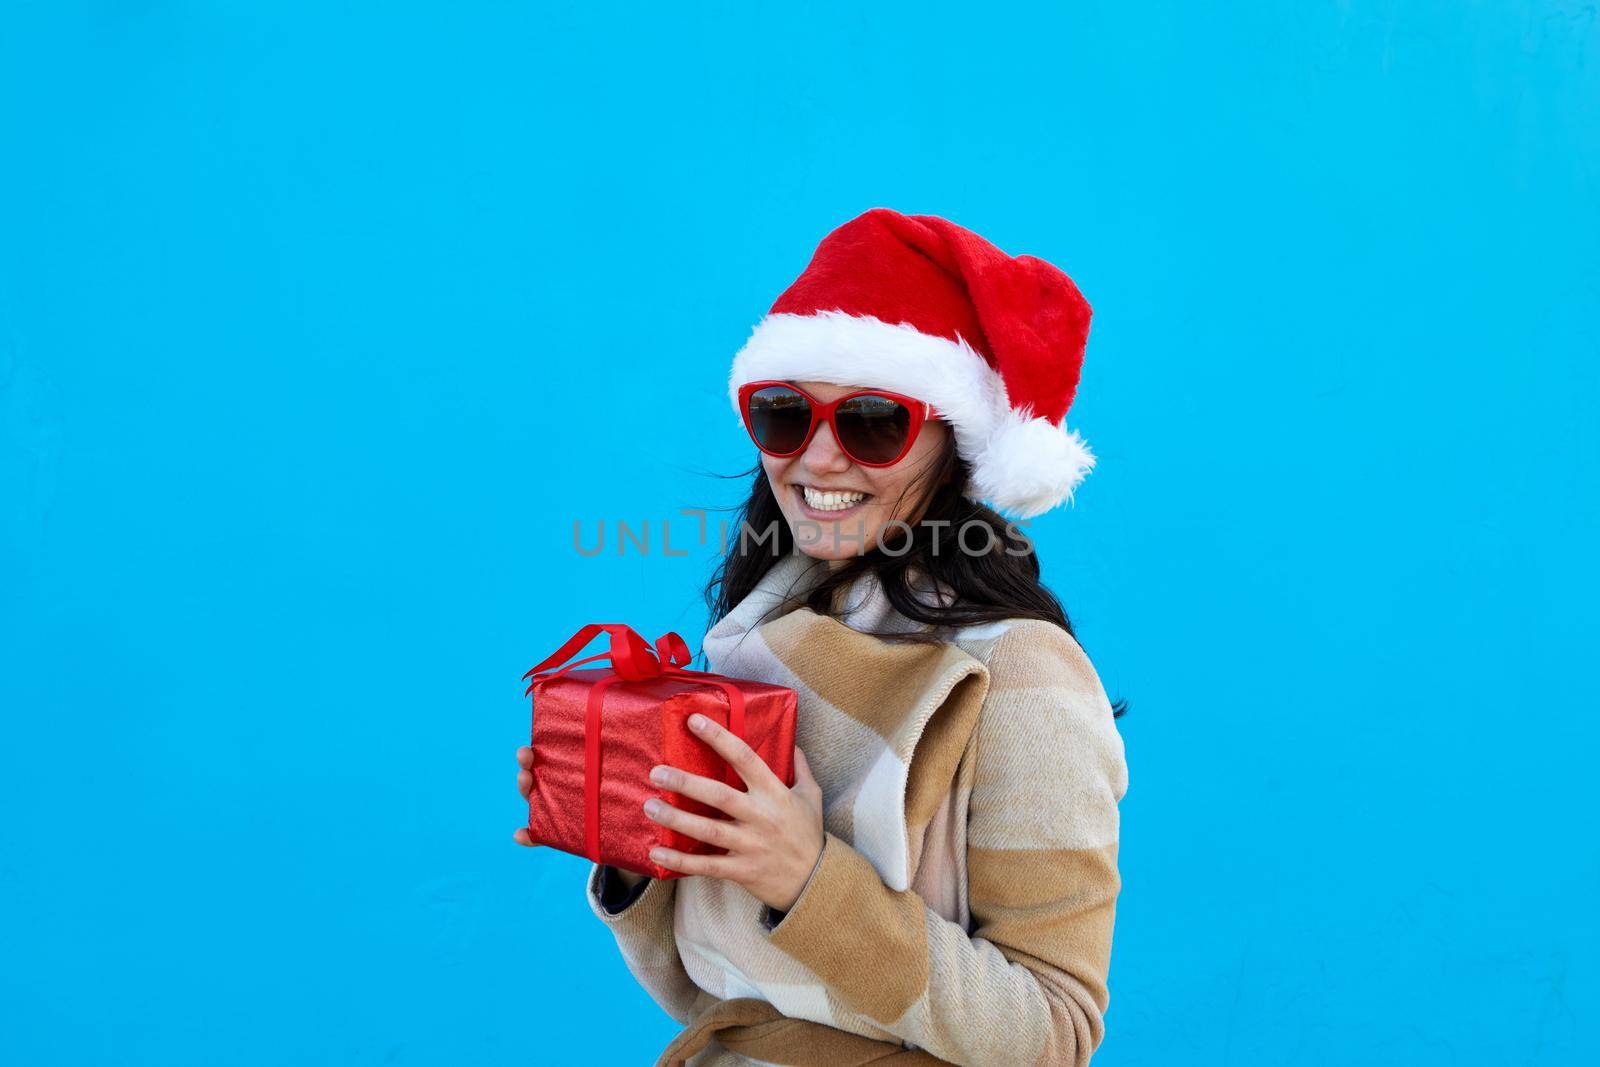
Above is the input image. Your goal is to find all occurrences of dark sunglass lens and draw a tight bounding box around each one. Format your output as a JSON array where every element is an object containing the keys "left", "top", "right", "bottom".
[
  {"left": 836, "top": 394, "right": 912, "bottom": 464},
  {"left": 746, "top": 386, "right": 813, "bottom": 455}
]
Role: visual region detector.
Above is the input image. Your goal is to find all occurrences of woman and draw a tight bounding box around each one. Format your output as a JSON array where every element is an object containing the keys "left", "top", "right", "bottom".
[{"left": 516, "top": 207, "right": 1129, "bottom": 1065}]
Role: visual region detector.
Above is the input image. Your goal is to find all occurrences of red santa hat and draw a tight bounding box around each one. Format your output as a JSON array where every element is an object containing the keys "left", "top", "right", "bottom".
[{"left": 727, "top": 207, "right": 1096, "bottom": 518}]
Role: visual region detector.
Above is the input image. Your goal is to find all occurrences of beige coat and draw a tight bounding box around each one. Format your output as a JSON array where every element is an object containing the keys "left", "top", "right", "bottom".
[{"left": 587, "top": 549, "right": 1129, "bottom": 1066}]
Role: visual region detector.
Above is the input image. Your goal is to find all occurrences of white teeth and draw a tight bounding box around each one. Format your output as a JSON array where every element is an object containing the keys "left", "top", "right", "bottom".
[{"left": 802, "top": 486, "right": 867, "bottom": 512}]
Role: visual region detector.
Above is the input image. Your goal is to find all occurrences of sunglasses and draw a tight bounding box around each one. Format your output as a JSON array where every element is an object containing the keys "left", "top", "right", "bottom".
[{"left": 737, "top": 380, "right": 937, "bottom": 468}]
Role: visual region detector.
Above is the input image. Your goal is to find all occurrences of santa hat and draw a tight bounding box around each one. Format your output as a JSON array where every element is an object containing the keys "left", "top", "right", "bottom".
[{"left": 727, "top": 207, "right": 1096, "bottom": 518}]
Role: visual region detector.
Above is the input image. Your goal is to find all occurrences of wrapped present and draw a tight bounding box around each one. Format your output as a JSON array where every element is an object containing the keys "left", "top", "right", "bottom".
[{"left": 522, "top": 623, "right": 798, "bottom": 879}]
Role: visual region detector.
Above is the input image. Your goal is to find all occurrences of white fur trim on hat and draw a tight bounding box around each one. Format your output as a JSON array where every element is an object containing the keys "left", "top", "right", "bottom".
[{"left": 728, "top": 310, "right": 1094, "bottom": 518}]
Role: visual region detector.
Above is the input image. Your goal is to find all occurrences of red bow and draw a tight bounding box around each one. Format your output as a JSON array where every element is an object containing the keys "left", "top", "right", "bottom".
[{"left": 522, "top": 624, "right": 748, "bottom": 863}]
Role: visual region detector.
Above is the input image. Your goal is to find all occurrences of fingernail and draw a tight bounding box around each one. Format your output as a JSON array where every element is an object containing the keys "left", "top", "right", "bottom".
[
  {"left": 649, "top": 847, "right": 665, "bottom": 861},
  {"left": 644, "top": 799, "right": 662, "bottom": 817},
  {"left": 650, "top": 766, "right": 669, "bottom": 784},
  {"left": 689, "top": 714, "right": 707, "bottom": 731}
]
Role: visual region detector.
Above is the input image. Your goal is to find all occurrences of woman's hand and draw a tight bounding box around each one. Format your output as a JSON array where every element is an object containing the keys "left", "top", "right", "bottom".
[{"left": 643, "top": 713, "right": 824, "bottom": 913}]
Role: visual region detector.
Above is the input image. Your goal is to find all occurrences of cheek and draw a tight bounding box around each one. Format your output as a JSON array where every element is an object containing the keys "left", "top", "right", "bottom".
[
  {"left": 762, "top": 456, "right": 793, "bottom": 501},
  {"left": 854, "top": 468, "right": 913, "bottom": 520},
  {"left": 863, "top": 439, "right": 946, "bottom": 521}
]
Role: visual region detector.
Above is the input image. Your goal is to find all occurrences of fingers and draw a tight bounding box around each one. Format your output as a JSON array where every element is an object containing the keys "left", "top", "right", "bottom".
[
  {"left": 792, "top": 745, "right": 813, "bottom": 784},
  {"left": 648, "top": 844, "right": 739, "bottom": 879},
  {"left": 517, "top": 746, "right": 535, "bottom": 800},
  {"left": 650, "top": 762, "right": 758, "bottom": 821},
  {"left": 686, "top": 713, "right": 779, "bottom": 793},
  {"left": 791, "top": 745, "right": 821, "bottom": 798},
  {"left": 515, "top": 748, "right": 538, "bottom": 847},
  {"left": 643, "top": 796, "right": 746, "bottom": 851}
]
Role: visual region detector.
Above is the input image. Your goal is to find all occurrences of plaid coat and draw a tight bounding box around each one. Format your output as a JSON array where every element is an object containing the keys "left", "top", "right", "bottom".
[{"left": 586, "top": 548, "right": 1129, "bottom": 1066}]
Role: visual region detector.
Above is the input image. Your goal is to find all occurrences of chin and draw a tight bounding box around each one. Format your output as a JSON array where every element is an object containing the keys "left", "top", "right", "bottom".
[
  {"left": 793, "top": 537, "right": 866, "bottom": 562},
  {"left": 781, "top": 509, "right": 878, "bottom": 560}
]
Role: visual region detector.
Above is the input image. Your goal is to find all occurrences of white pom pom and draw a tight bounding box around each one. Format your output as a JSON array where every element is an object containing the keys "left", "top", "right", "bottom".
[{"left": 968, "top": 412, "right": 1096, "bottom": 519}]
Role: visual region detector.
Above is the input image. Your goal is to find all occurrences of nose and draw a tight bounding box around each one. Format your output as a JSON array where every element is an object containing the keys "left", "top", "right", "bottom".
[{"left": 800, "top": 420, "right": 852, "bottom": 476}]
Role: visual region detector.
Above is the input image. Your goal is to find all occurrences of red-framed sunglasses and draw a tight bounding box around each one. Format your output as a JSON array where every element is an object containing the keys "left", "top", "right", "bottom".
[{"left": 737, "top": 380, "right": 938, "bottom": 468}]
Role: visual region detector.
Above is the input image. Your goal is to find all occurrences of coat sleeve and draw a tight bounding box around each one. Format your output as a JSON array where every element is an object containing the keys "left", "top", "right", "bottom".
[
  {"left": 760, "top": 622, "right": 1129, "bottom": 1066},
  {"left": 584, "top": 863, "right": 718, "bottom": 1025}
]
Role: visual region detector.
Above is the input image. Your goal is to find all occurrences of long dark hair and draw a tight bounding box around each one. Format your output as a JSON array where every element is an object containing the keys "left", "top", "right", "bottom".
[{"left": 703, "top": 431, "right": 1128, "bottom": 718}]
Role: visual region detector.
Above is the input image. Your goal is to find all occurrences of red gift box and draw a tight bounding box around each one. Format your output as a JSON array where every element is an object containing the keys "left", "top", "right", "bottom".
[{"left": 522, "top": 624, "right": 798, "bottom": 879}]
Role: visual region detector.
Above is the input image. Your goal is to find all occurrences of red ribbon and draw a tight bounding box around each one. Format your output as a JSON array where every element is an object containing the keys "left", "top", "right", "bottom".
[{"left": 522, "top": 624, "right": 749, "bottom": 864}]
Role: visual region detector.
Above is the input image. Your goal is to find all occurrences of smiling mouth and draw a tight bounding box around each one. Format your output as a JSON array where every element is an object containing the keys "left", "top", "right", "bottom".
[{"left": 795, "top": 484, "right": 872, "bottom": 515}]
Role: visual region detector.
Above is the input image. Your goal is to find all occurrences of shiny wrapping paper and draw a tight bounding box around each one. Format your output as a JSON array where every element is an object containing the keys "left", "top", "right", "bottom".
[{"left": 526, "top": 667, "right": 798, "bottom": 879}]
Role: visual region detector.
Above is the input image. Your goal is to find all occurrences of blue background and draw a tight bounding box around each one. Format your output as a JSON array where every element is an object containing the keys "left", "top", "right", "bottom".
[{"left": 3, "top": 2, "right": 1596, "bottom": 1064}]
